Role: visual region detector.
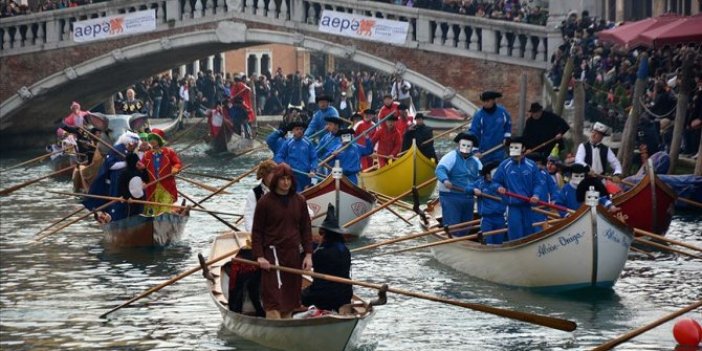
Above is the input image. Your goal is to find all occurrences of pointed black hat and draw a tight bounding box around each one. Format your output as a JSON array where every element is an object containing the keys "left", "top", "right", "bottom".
[{"left": 317, "top": 203, "right": 349, "bottom": 235}]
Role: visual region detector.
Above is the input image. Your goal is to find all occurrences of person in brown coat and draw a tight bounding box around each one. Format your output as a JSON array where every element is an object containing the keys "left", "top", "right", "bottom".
[{"left": 252, "top": 163, "right": 313, "bottom": 319}]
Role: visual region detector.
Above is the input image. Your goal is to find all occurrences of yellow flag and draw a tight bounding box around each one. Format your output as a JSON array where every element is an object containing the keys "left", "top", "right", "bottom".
[{"left": 550, "top": 143, "right": 560, "bottom": 158}]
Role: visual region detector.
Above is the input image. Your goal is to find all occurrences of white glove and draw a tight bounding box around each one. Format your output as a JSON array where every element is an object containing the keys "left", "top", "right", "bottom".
[{"left": 110, "top": 161, "right": 127, "bottom": 170}]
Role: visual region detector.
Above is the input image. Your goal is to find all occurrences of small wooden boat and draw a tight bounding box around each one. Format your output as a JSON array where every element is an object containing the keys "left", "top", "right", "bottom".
[
  {"left": 420, "top": 108, "right": 468, "bottom": 130},
  {"left": 203, "top": 231, "right": 377, "bottom": 351},
  {"left": 100, "top": 211, "right": 189, "bottom": 248},
  {"left": 359, "top": 142, "right": 437, "bottom": 198},
  {"left": 429, "top": 202, "right": 633, "bottom": 292},
  {"left": 612, "top": 168, "right": 677, "bottom": 236},
  {"left": 49, "top": 153, "right": 80, "bottom": 181},
  {"left": 301, "top": 173, "right": 376, "bottom": 238},
  {"left": 72, "top": 150, "right": 103, "bottom": 193},
  {"left": 209, "top": 120, "right": 262, "bottom": 156}
]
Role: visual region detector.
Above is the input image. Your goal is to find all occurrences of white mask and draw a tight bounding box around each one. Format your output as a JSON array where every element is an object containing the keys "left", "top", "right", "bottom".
[
  {"left": 509, "top": 143, "right": 523, "bottom": 157},
  {"left": 585, "top": 186, "right": 599, "bottom": 206},
  {"left": 459, "top": 140, "right": 473, "bottom": 154},
  {"left": 341, "top": 133, "right": 352, "bottom": 143},
  {"left": 489, "top": 168, "right": 497, "bottom": 179},
  {"left": 286, "top": 131, "right": 293, "bottom": 139},
  {"left": 570, "top": 173, "right": 585, "bottom": 187}
]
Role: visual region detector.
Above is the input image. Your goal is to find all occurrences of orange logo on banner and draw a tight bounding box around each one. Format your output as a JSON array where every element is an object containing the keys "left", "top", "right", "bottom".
[
  {"left": 109, "top": 17, "right": 125, "bottom": 34},
  {"left": 357, "top": 19, "right": 375, "bottom": 36}
]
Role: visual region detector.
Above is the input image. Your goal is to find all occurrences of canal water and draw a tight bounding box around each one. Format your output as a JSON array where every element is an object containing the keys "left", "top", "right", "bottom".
[{"left": 0, "top": 142, "right": 700, "bottom": 351}]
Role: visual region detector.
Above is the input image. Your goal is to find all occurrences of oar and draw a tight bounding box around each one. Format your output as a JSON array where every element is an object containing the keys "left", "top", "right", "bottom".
[
  {"left": 79, "top": 127, "right": 121, "bottom": 156},
  {"left": 376, "top": 196, "right": 413, "bottom": 226},
  {"left": 33, "top": 167, "right": 187, "bottom": 242},
  {"left": 175, "top": 175, "right": 231, "bottom": 194},
  {"left": 632, "top": 237, "right": 702, "bottom": 259},
  {"left": 591, "top": 299, "right": 702, "bottom": 351},
  {"left": 479, "top": 143, "right": 507, "bottom": 159},
  {"left": 194, "top": 163, "right": 260, "bottom": 205},
  {"left": 524, "top": 135, "right": 560, "bottom": 155},
  {"left": 0, "top": 165, "right": 75, "bottom": 196},
  {"left": 229, "top": 257, "right": 577, "bottom": 332},
  {"left": 318, "top": 110, "right": 396, "bottom": 168},
  {"left": 343, "top": 176, "right": 437, "bottom": 228},
  {"left": 421, "top": 119, "right": 471, "bottom": 146},
  {"left": 181, "top": 171, "right": 235, "bottom": 182},
  {"left": 0, "top": 149, "right": 65, "bottom": 173},
  {"left": 36, "top": 207, "right": 85, "bottom": 235},
  {"left": 503, "top": 191, "right": 574, "bottom": 213},
  {"left": 99, "top": 246, "right": 241, "bottom": 318},
  {"left": 177, "top": 190, "right": 243, "bottom": 232},
  {"left": 634, "top": 228, "right": 702, "bottom": 253},
  {"left": 370, "top": 191, "right": 415, "bottom": 211},
  {"left": 351, "top": 218, "right": 480, "bottom": 253},
  {"left": 48, "top": 191, "right": 242, "bottom": 217},
  {"left": 174, "top": 136, "right": 206, "bottom": 154},
  {"left": 165, "top": 117, "right": 205, "bottom": 146}
]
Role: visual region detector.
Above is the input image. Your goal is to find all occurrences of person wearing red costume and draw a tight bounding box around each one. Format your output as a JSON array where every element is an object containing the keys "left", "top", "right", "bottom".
[
  {"left": 371, "top": 115, "right": 402, "bottom": 168},
  {"left": 395, "top": 103, "right": 414, "bottom": 137},
  {"left": 230, "top": 74, "right": 256, "bottom": 124},
  {"left": 63, "top": 101, "right": 88, "bottom": 131},
  {"left": 354, "top": 109, "right": 376, "bottom": 170},
  {"left": 142, "top": 128, "right": 183, "bottom": 216},
  {"left": 377, "top": 94, "right": 399, "bottom": 123}
]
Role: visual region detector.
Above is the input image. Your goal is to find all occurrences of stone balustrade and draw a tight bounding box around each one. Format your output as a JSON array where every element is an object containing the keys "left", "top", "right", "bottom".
[{"left": 0, "top": 0, "right": 555, "bottom": 69}]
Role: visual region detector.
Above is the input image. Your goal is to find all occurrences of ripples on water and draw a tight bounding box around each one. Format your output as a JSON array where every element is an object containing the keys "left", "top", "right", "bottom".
[{"left": 1, "top": 145, "right": 701, "bottom": 351}]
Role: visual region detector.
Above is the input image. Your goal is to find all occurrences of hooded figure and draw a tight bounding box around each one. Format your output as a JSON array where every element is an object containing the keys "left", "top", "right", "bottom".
[{"left": 301, "top": 204, "right": 353, "bottom": 311}]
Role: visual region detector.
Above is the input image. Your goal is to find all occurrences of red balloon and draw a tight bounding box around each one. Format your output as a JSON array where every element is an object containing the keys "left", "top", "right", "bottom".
[
  {"left": 693, "top": 319, "right": 702, "bottom": 339},
  {"left": 673, "top": 318, "right": 701, "bottom": 346}
]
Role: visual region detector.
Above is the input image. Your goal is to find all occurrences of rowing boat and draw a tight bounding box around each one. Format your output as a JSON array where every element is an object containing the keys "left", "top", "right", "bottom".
[
  {"left": 301, "top": 173, "right": 376, "bottom": 238},
  {"left": 72, "top": 150, "right": 103, "bottom": 193},
  {"left": 203, "top": 231, "right": 376, "bottom": 351},
  {"left": 420, "top": 108, "right": 468, "bottom": 130},
  {"left": 50, "top": 153, "right": 79, "bottom": 181},
  {"left": 612, "top": 167, "right": 677, "bottom": 236},
  {"left": 359, "top": 142, "right": 436, "bottom": 198},
  {"left": 429, "top": 201, "right": 633, "bottom": 292},
  {"left": 209, "top": 122, "right": 263, "bottom": 156},
  {"left": 100, "top": 211, "right": 189, "bottom": 248}
]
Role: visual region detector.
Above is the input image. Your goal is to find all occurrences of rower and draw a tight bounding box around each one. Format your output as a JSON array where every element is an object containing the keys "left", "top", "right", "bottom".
[
  {"left": 555, "top": 164, "right": 620, "bottom": 214},
  {"left": 435, "top": 132, "right": 482, "bottom": 237},
  {"left": 402, "top": 113, "right": 437, "bottom": 161},
  {"left": 492, "top": 136, "right": 544, "bottom": 241},
  {"left": 325, "top": 128, "right": 373, "bottom": 185},
  {"left": 474, "top": 161, "right": 506, "bottom": 244},
  {"left": 354, "top": 109, "right": 376, "bottom": 170},
  {"left": 265, "top": 122, "right": 291, "bottom": 155},
  {"left": 469, "top": 91, "right": 512, "bottom": 165},
  {"left": 304, "top": 95, "right": 340, "bottom": 139},
  {"left": 316, "top": 116, "right": 344, "bottom": 161},
  {"left": 274, "top": 121, "right": 318, "bottom": 191},
  {"left": 228, "top": 96, "right": 252, "bottom": 138},
  {"left": 142, "top": 129, "right": 182, "bottom": 216},
  {"left": 301, "top": 204, "right": 352, "bottom": 312},
  {"left": 395, "top": 103, "right": 413, "bottom": 137},
  {"left": 377, "top": 94, "right": 399, "bottom": 125},
  {"left": 526, "top": 152, "right": 559, "bottom": 224},
  {"left": 574, "top": 122, "right": 623, "bottom": 182},
  {"left": 244, "top": 160, "right": 278, "bottom": 232},
  {"left": 370, "top": 114, "right": 402, "bottom": 168},
  {"left": 227, "top": 239, "right": 265, "bottom": 317}
]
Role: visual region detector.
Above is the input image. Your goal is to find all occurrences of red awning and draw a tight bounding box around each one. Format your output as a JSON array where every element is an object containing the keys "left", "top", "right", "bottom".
[
  {"left": 638, "top": 13, "right": 702, "bottom": 48},
  {"left": 597, "top": 13, "right": 681, "bottom": 49}
]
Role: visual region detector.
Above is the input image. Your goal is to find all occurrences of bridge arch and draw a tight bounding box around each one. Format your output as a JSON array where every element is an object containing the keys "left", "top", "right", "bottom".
[{"left": 0, "top": 21, "right": 478, "bottom": 136}]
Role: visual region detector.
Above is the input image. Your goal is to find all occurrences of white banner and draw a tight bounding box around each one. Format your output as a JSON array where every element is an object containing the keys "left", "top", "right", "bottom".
[
  {"left": 318, "top": 10, "right": 409, "bottom": 45},
  {"left": 73, "top": 9, "right": 156, "bottom": 43}
]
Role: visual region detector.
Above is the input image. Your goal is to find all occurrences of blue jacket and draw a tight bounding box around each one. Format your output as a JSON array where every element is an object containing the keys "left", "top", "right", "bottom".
[
  {"left": 436, "top": 149, "right": 483, "bottom": 194},
  {"left": 328, "top": 138, "right": 374, "bottom": 176},
  {"left": 469, "top": 104, "right": 512, "bottom": 154},
  {"left": 304, "top": 107, "right": 340, "bottom": 138},
  {"left": 316, "top": 131, "right": 341, "bottom": 159},
  {"left": 266, "top": 129, "right": 287, "bottom": 154},
  {"left": 556, "top": 182, "right": 613, "bottom": 213},
  {"left": 476, "top": 178, "right": 506, "bottom": 216},
  {"left": 536, "top": 168, "right": 559, "bottom": 203},
  {"left": 492, "top": 158, "right": 544, "bottom": 206},
  {"left": 274, "top": 137, "right": 318, "bottom": 173}
]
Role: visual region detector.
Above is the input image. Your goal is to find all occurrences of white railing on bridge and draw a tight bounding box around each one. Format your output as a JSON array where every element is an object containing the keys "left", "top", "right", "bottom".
[{"left": 0, "top": 0, "right": 555, "bottom": 69}]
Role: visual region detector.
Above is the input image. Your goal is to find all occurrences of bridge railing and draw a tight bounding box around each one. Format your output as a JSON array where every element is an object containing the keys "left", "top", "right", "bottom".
[{"left": 0, "top": 0, "right": 554, "bottom": 69}]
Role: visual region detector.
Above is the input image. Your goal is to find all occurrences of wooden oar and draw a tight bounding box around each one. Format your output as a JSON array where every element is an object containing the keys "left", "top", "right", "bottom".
[
  {"left": 351, "top": 218, "right": 480, "bottom": 253},
  {"left": 177, "top": 190, "right": 243, "bottom": 232},
  {"left": 634, "top": 228, "right": 702, "bottom": 253},
  {"left": 36, "top": 207, "right": 85, "bottom": 235},
  {"left": 194, "top": 163, "right": 260, "bottom": 205},
  {"left": 344, "top": 176, "right": 437, "bottom": 228},
  {"left": 524, "top": 135, "right": 560, "bottom": 155},
  {"left": 676, "top": 196, "right": 702, "bottom": 210},
  {"left": 80, "top": 127, "right": 121, "bottom": 156},
  {"left": 376, "top": 196, "right": 413, "bottom": 226},
  {"left": 99, "top": 246, "right": 241, "bottom": 318},
  {"left": 503, "top": 191, "right": 574, "bottom": 213},
  {"left": 33, "top": 167, "right": 186, "bottom": 242},
  {"left": 47, "top": 191, "right": 242, "bottom": 217},
  {"left": 633, "top": 237, "right": 702, "bottom": 259},
  {"left": 175, "top": 175, "right": 231, "bottom": 194},
  {"left": 478, "top": 143, "right": 506, "bottom": 159},
  {"left": 370, "top": 191, "right": 415, "bottom": 211},
  {"left": 229, "top": 257, "right": 577, "bottom": 332},
  {"left": 0, "top": 165, "right": 75, "bottom": 196},
  {"left": 421, "top": 119, "right": 471, "bottom": 146},
  {"left": 174, "top": 136, "right": 206, "bottom": 154},
  {"left": 181, "top": 171, "right": 234, "bottom": 182},
  {"left": 0, "top": 149, "right": 65, "bottom": 173},
  {"left": 591, "top": 299, "right": 702, "bottom": 351}
]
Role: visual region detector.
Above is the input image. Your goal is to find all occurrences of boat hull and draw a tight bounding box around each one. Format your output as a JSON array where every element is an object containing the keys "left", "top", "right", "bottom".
[
  {"left": 612, "top": 173, "right": 677, "bottom": 235},
  {"left": 100, "top": 213, "right": 188, "bottom": 248},
  {"left": 72, "top": 150, "right": 103, "bottom": 193},
  {"left": 359, "top": 143, "right": 436, "bottom": 198},
  {"left": 429, "top": 206, "right": 633, "bottom": 292},
  {"left": 206, "top": 232, "right": 375, "bottom": 351},
  {"left": 210, "top": 125, "right": 262, "bottom": 156},
  {"left": 301, "top": 175, "right": 376, "bottom": 238},
  {"left": 422, "top": 116, "right": 466, "bottom": 130}
]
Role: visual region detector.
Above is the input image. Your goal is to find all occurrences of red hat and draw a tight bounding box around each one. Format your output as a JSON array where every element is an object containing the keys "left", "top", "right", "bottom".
[{"left": 151, "top": 128, "right": 166, "bottom": 139}]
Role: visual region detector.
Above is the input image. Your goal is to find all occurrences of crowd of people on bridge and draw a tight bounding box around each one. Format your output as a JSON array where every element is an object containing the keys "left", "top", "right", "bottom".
[
  {"left": 376, "top": 0, "right": 549, "bottom": 25},
  {"left": 549, "top": 10, "right": 702, "bottom": 159},
  {"left": 1, "top": 0, "right": 97, "bottom": 17}
]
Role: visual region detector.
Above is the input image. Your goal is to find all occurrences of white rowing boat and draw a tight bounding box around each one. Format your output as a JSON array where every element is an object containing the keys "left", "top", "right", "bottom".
[
  {"left": 301, "top": 172, "right": 376, "bottom": 238},
  {"left": 202, "top": 232, "right": 377, "bottom": 351},
  {"left": 428, "top": 200, "right": 633, "bottom": 292}
]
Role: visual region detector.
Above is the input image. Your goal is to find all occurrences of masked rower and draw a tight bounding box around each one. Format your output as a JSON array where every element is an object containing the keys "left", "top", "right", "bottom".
[
  {"left": 325, "top": 128, "right": 373, "bottom": 185},
  {"left": 274, "top": 121, "right": 318, "bottom": 192}
]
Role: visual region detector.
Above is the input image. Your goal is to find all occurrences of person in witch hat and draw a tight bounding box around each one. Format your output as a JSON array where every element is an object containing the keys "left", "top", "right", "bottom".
[
  {"left": 436, "top": 132, "right": 483, "bottom": 236},
  {"left": 301, "top": 203, "right": 353, "bottom": 312},
  {"left": 469, "top": 90, "right": 512, "bottom": 165},
  {"left": 325, "top": 128, "right": 373, "bottom": 185},
  {"left": 274, "top": 120, "right": 318, "bottom": 191},
  {"left": 304, "top": 94, "right": 341, "bottom": 139}
]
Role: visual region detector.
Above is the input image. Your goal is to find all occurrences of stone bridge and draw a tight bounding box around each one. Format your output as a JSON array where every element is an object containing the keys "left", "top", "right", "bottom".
[{"left": 0, "top": 0, "right": 560, "bottom": 148}]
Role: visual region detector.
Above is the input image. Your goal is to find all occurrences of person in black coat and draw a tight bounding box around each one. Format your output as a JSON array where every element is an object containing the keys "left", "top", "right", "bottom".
[
  {"left": 301, "top": 204, "right": 352, "bottom": 312},
  {"left": 226, "top": 241, "right": 265, "bottom": 317},
  {"left": 522, "top": 102, "right": 570, "bottom": 154},
  {"left": 401, "top": 113, "right": 437, "bottom": 161},
  {"left": 117, "top": 153, "right": 149, "bottom": 218}
]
